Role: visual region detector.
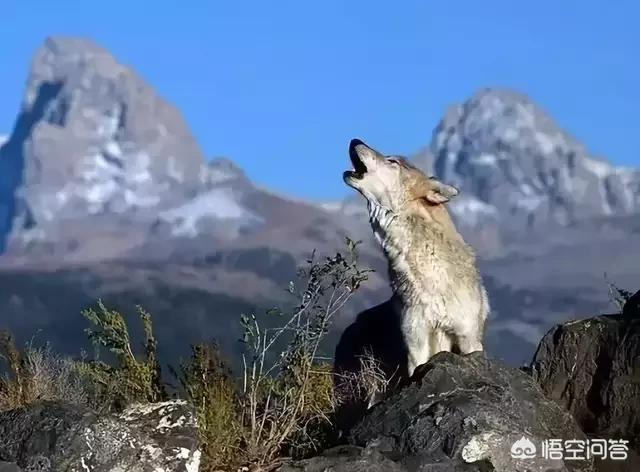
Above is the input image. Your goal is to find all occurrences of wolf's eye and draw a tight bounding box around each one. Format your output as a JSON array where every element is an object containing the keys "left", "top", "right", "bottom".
[{"left": 387, "top": 158, "right": 400, "bottom": 165}]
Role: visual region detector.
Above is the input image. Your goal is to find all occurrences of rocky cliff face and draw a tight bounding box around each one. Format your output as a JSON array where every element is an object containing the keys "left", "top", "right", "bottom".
[
  {"left": 531, "top": 302, "right": 640, "bottom": 456},
  {"left": 284, "top": 351, "right": 595, "bottom": 472}
]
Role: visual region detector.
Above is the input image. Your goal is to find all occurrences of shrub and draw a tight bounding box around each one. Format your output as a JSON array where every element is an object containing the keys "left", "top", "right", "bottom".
[
  {"left": 175, "top": 237, "right": 371, "bottom": 470},
  {"left": 0, "top": 333, "right": 89, "bottom": 411},
  {"left": 173, "top": 341, "right": 244, "bottom": 469},
  {"left": 77, "top": 300, "right": 167, "bottom": 412},
  {"left": 237, "top": 238, "right": 370, "bottom": 466}
]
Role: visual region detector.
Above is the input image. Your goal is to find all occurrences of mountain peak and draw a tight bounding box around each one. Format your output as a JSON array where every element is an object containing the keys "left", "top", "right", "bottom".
[
  {"left": 431, "top": 87, "right": 639, "bottom": 230},
  {"left": 42, "top": 36, "right": 106, "bottom": 55},
  {"left": 206, "top": 157, "right": 247, "bottom": 184},
  {"left": 0, "top": 37, "right": 210, "bottom": 250}
]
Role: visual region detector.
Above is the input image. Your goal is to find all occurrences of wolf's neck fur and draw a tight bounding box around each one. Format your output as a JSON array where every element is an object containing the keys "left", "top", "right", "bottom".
[
  {"left": 368, "top": 199, "right": 473, "bottom": 307},
  {"left": 367, "top": 200, "right": 398, "bottom": 252}
]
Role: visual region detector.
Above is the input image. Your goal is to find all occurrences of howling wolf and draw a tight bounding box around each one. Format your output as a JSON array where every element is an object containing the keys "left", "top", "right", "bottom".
[{"left": 334, "top": 139, "right": 489, "bottom": 428}]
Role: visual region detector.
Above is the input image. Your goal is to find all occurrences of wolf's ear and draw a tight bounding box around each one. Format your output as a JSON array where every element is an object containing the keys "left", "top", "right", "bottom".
[{"left": 424, "top": 178, "right": 459, "bottom": 204}]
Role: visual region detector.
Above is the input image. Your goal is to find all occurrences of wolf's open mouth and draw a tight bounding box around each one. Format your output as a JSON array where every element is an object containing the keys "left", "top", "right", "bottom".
[{"left": 345, "top": 139, "right": 368, "bottom": 179}]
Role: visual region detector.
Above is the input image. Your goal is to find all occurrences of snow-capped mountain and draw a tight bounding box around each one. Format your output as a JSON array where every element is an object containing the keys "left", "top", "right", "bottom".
[
  {"left": 0, "top": 37, "right": 352, "bottom": 261},
  {"left": 430, "top": 88, "right": 640, "bottom": 233}
]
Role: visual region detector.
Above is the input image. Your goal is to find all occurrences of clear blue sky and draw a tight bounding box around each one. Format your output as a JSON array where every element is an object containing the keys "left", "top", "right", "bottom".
[{"left": 1, "top": 1, "right": 638, "bottom": 200}]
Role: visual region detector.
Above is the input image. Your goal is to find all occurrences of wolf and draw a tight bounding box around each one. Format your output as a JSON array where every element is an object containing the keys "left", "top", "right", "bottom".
[{"left": 334, "top": 139, "right": 489, "bottom": 428}]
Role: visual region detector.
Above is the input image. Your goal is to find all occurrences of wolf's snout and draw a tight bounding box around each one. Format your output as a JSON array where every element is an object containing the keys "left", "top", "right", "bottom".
[
  {"left": 348, "top": 138, "right": 369, "bottom": 177},
  {"left": 349, "top": 138, "right": 367, "bottom": 163},
  {"left": 349, "top": 138, "right": 366, "bottom": 153}
]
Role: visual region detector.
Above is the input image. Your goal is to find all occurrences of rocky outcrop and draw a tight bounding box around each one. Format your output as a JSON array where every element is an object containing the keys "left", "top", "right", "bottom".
[
  {"left": 290, "top": 352, "right": 593, "bottom": 472},
  {"left": 278, "top": 446, "right": 408, "bottom": 472},
  {"left": 531, "top": 309, "right": 640, "bottom": 456},
  {"left": 0, "top": 463, "right": 21, "bottom": 472},
  {"left": 0, "top": 400, "right": 200, "bottom": 472}
]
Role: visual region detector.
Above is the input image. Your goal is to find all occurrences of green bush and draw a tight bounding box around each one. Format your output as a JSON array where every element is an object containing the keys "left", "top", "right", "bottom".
[{"left": 77, "top": 300, "right": 167, "bottom": 412}]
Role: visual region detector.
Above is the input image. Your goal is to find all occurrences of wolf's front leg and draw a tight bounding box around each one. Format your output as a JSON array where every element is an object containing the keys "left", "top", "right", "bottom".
[
  {"left": 456, "top": 334, "right": 484, "bottom": 354},
  {"left": 406, "top": 338, "right": 431, "bottom": 378}
]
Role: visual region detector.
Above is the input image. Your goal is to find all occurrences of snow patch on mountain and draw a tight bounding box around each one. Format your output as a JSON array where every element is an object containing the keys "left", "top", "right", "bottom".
[
  {"left": 449, "top": 195, "right": 499, "bottom": 227},
  {"left": 159, "top": 188, "right": 262, "bottom": 237}
]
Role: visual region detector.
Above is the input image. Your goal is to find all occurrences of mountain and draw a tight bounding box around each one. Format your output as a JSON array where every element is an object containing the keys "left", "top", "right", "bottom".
[
  {"left": 0, "top": 37, "right": 381, "bottom": 266},
  {"left": 432, "top": 88, "right": 639, "bottom": 237},
  {"left": 0, "top": 37, "right": 638, "bottom": 368},
  {"left": 0, "top": 37, "right": 388, "bottom": 367}
]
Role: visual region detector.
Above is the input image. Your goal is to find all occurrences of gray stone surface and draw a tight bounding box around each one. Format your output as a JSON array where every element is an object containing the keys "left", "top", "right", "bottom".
[
  {"left": 347, "top": 352, "right": 593, "bottom": 472},
  {"left": 278, "top": 446, "right": 409, "bottom": 472},
  {"left": 0, "top": 462, "right": 22, "bottom": 472},
  {"left": 531, "top": 309, "right": 640, "bottom": 457},
  {"left": 0, "top": 400, "right": 200, "bottom": 472}
]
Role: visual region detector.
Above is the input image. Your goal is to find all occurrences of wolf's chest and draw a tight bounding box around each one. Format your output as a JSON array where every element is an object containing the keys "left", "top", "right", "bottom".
[{"left": 399, "top": 301, "right": 457, "bottom": 335}]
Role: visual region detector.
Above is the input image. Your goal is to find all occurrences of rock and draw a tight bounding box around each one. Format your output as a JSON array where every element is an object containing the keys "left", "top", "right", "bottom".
[
  {"left": 531, "top": 314, "right": 640, "bottom": 456},
  {"left": 0, "top": 400, "right": 200, "bottom": 472},
  {"left": 277, "top": 445, "right": 408, "bottom": 472},
  {"left": 0, "top": 463, "right": 22, "bottom": 472},
  {"left": 622, "top": 290, "right": 640, "bottom": 318},
  {"left": 0, "top": 36, "right": 210, "bottom": 251},
  {"left": 347, "top": 351, "right": 593, "bottom": 472}
]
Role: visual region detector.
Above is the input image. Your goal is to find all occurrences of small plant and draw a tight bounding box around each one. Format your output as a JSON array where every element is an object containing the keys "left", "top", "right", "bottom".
[
  {"left": 333, "top": 348, "right": 390, "bottom": 412},
  {"left": 173, "top": 341, "right": 244, "bottom": 469},
  {"left": 78, "top": 300, "right": 167, "bottom": 412},
  {"left": 0, "top": 331, "right": 28, "bottom": 410},
  {"left": 0, "top": 333, "right": 88, "bottom": 411},
  {"left": 238, "top": 237, "right": 371, "bottom": 466}
]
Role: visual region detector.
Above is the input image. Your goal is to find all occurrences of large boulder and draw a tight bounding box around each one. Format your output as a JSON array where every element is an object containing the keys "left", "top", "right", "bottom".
[
  {"left": 278, "top": 445, "right": 408, "bottom": 472},
  {"left": 285, "top": 352, "right": 593, "bottom": 472},
  {"left": 0, "top": 400, "right": 200, "bottom": 472},
  {"left": 531, "top": 309, "right": 640, "bottom": 469},
  {"left": 350, "top": 352, "right": 593, "bottom": 471}
]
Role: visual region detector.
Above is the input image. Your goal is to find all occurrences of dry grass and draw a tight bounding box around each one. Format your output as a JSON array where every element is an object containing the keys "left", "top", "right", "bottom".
[
  {"left": 333, "top": 349, "right": 390, "bottom": 412},
  {"left": 0, "top": 333, "right": 89, "bottom": 411},
  {"left": 174, "top": 342, "right": 245, "bottom": 468}
]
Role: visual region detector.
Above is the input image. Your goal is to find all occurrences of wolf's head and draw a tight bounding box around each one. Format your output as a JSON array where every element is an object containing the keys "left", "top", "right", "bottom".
[{"left": 343, "top": 139, "right": 459, "bottom": 212}]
